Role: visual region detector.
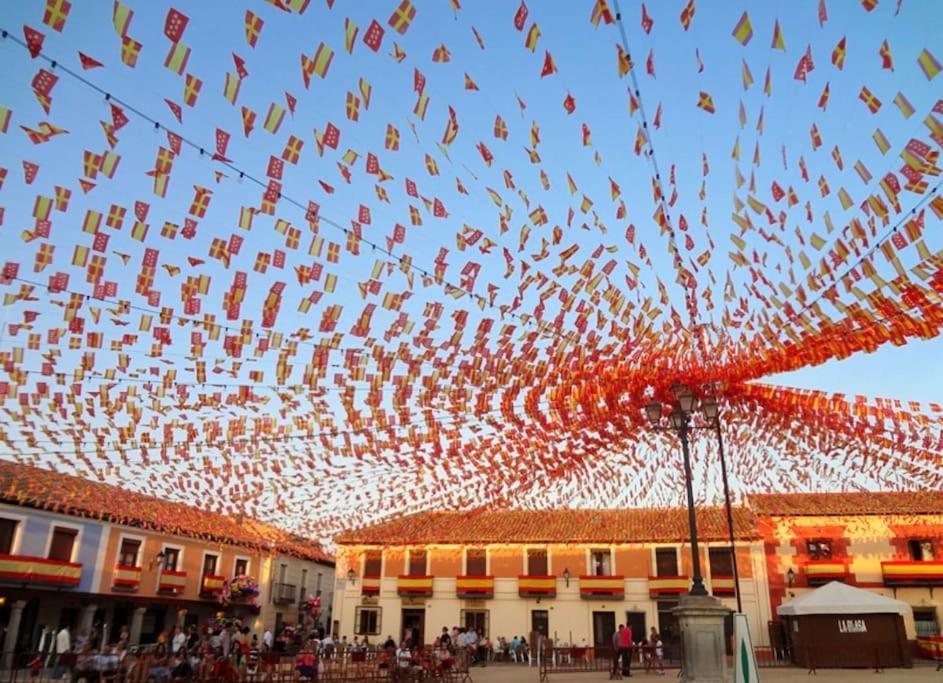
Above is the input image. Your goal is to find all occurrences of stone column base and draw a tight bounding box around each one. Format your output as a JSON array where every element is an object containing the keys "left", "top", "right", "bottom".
[{"left": 673, "top": 594, "right": 731, "bottom": 683}]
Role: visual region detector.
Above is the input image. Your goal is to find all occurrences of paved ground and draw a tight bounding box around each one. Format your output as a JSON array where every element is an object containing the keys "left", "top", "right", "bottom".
[{"left": 464, "top": 661, "right": 942, "bottom": 682}]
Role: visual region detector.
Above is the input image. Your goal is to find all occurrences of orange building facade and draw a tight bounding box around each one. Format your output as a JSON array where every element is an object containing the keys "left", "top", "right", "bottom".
[
  {"left": 334, "top": 493, "right": 943, "bottom": 653},
  {"left": 333, "top": 508, "right": 771, "bottom": 651}
]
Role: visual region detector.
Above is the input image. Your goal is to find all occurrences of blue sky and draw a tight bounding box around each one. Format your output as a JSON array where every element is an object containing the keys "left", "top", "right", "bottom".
[{"left": 0, "top": 0, "right": 941, "bottom": 535}]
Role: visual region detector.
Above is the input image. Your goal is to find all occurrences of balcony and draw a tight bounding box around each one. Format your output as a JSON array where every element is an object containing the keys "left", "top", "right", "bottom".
[
  {"left": 158, "top": 569, "right": 187, "bottom": 593},
  {"left": 456, "top": 575, "right": 494, "bottom": 599},
  {"left": 0, "top": 554, "right": 82, "bottom": 588},
  {"left": 112, "top": 564, "right": 142, "bottom": 590},
  {"left": 805, "top": 560, "right": 849, "bottom": 585},
  {"left": 648, "top": 575, "right": 689, "bottom": 597},
  {"left": 361, "top": 575, "right": 381, "bottom": 596},
  {"left": 579, "top": 575, "right": 624, "bottom": 599},
  {"left": 711, "top": 575, "right": 736, "bottom": 596},
  {"left": 272, "top": 582, "right": 297, "bottom": 605},
  {"left": 397, "top": 575, "right": 434, "bottom": 597},
  {"left": 201, "top": 574, "right": 226, "bottom": 595},
  {"left": 518, "top": 575, "right": 556, "bottom": 598},
  {"left": 882, "top": 560, "right": 943, "bottom": 586}
]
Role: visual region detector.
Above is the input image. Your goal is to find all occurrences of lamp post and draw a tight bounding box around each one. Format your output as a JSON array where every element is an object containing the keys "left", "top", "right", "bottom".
[
  {"left": 701, "top": 397, "right": 742, "bottom": 613},
  {"left": 645, "top": 383, "right": 708, "bottom": 597}
]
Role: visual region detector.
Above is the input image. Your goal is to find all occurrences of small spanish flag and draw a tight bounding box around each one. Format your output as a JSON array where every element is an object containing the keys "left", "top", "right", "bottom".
[
  {"left": 731, "top": 12, "right": 752, "bottom": 46},
  {"left": 917, "top": 48, "right": 941, "bottom": 80}
]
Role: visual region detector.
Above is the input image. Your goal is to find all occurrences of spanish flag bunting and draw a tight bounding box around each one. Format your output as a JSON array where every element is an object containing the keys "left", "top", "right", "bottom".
[
  {"left": 873, "top": 128, "right": 890, "bottom": 154},
  {"left": 879, "top": 40, "right": 894, "bottom": 70},
  {"left": 590, "top": 0, "right": 614, "bottom": 26},
  {"left": 917, "top": 49, "right": 941, "bottom": 80},
  {"left": 742, "top": 59, "right": 753, "bottom": 90},
  {"left": 471, "top": 26, "right": 485, "bottom": 49},
  {"left": 464, "top": 73, "right": 479, "bottom": 90},
  {"left": 363, "top": 20, "right": 384, "bottom": 51},
  {"left": 391, "top": 42, "right": 406, "bottom": 61},
  {"left": 732, "top": 12, "right": 753, "bottom": 46},
  {"left": 344, "top": 18, "right": 358, "bottom": 53},
  {"left": 223, "top": 73, "right": 240, "bottom": 104},
  {"left": 312, "top": 43, "right": 334, "bottom": 78},
  {"left": 263, "top": 103, "right": 285, "bottom": 133},
  {"left": 893, "top": 92, "right": 914, "bottom": 118},
  {"left": 493, "top": 115, "right": 507, "bottom": 139},
  {"left": 524, "top": 23, "right": 540, "bottom": 52},
  {"left": 113, "top": 1, "right": 133, "bottom": 36},
  {"left": 771, "top": 19, "right": 785, "bottom": 50}
]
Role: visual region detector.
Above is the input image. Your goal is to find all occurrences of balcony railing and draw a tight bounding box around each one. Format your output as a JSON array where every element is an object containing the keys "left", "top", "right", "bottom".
[
  {"left": 579, "top": 575, "right": 624, "bottom": 599},
  {"left": 456, "top": 575, "right": 494, "bottom": 598},
  {"left": 361, "top": 575, "right": 381, "bottom": 596},
  {"left": 0, "top": 554, "right": 82, "bottom": 588},
  {"left": 397, "top": 575, "right": 434, "bottom": 597},
  {"left": 882, "top": 560, "right": 943, "bottom": 586},
  {"left": 272, "top": 582, "right": 297, "bottom": 604},
  {"left": 518, "top": 575, "right": 556, "bottom": 597},
  {"left": 158, "top": 569, "right": 187, "bottom": 593},
  {"left": 112, "top": 564, "right": 142, "bottom": 590},
  {"left": 201, "top": 574, "right": 226, "bottom": 595},
  {"left": 804, "top": 560, "right": 849, "bottom": 585},
  {"left": 648, "top": 575, "right": 689, "bottom": 597}
]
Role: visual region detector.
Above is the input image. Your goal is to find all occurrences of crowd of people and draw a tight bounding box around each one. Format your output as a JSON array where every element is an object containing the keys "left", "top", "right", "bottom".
[{"left": 20, "top": 620, "right": 666, "bottom": 681}]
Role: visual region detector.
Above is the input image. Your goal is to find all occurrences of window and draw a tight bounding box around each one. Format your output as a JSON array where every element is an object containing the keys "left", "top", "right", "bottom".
[
  {"left": 709, "top": 548, "right": 734, "bottom": 576},
  {"left": 354, "top": 607, "right": 381, "bottom": 636},
  {"left": 202, "top": 553, "right": 219, "bottom": 576},
  {"left": 408, "top": 549, "right": 427, "bottom": 576},
  {"left": 48, "top": 527, "right": 77, "bottom": 562},
  {"left": 908, "top": 540, "right": 935, "bottom": 561},
  {"left": 461, "top": 609, "right": 489, "bottom": 638},
  {"left": 0, "top": 518, "right": 18, "bottom": 555},
  {"left": 913, "top": 607, "right": 940, "bottom": 637},
  {"left": 234, "top": 558, "right": 249, "bottom": 577},
  {"left": 591, "top": 549, "right": 612, "bottom": 576},
  {"left": 316, "top": 572, "right": 323, "bottom": 592},
  {"left": 364, "top": 551, "right": 382, "bottom": 577},
  {"left": 300, "top": 569, "right": 308, "bottom": 594},
  {"left": 655, "top": 548, "right": 678, "bottom": 577},
  {"left": 466, "top": 548, "right": 487, "bottom": 575},
  {"left": 527, "top": 548, "right": 548, "bottom": 576},
  {"left": 807, "top": 539, "right": 832, "bottom": 560},
  {"left": 278, "top": 563, "right": 287, "bottom": 582},
  {"left": 162, "top": 547, "right": 180, "bottom": 571},
  {"left": 118, "top": 538, "right": 141, "bottom": 567}
]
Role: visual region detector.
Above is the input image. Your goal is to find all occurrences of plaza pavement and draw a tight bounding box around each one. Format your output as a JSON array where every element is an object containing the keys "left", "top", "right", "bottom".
[{"left": 464, "top": 661, "right": 942, "bottom": 682}]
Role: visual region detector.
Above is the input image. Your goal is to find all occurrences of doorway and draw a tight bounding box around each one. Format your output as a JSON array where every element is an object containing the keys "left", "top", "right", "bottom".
[
  {"left": 657, "top": 600, "right": 680, "bottom": 645},
  {"left": 592, "top": 611, "right": 616, "bottom": 657},
  {"left": 531, "top": 609, "right": 549, "bottom": 641},
  {"left": 401, "top": 609, "right": 425, "bottom": 647},
  {"left": 626, "top": 611, "right": 646, "bottom": 642}
]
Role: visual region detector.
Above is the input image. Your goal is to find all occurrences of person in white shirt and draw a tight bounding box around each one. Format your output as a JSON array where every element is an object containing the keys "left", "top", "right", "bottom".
[
  {"left": 172, "top": 626, "right": 186, "bottom": 654},
  {"left": 263, "top": 628, "right": 273, "bottom": 651}
]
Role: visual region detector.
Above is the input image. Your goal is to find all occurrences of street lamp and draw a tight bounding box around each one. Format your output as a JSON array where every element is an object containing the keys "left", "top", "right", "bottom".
[
  {"left": 645, "top": 383, "right": 707, "bottom": 597},
  {"left": 702, "top": 396, "right": 743, "bottom": 614}
]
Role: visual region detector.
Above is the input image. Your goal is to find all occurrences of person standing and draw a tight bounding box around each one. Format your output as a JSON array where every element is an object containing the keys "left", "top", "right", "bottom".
[
  {"left": 611, "top": 627, "right": 622, "bottom": 679},
  {"left": 617, "top": 623, "right": 633, "bottom": 677}
]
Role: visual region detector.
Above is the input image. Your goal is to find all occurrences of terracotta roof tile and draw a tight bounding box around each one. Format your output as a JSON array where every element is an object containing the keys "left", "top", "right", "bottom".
[
  {"left": 747, "top": 491, "right": 943, "bottom": 516},
  {"left": 336, "top": 507, "right": 759, "bottom": 545},
  {"left": 0, "top": 459, "right": 333, "bottom": 564}
]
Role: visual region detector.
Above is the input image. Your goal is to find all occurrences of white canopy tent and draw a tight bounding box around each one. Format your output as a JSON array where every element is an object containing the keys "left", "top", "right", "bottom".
[{"left": 777, "top": 581, "right": 911, "bottom": 616}]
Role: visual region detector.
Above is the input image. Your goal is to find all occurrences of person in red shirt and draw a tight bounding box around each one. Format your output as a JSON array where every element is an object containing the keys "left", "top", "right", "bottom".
[{"left": 617, "top": 624, "right": 633, "bottom": 677}]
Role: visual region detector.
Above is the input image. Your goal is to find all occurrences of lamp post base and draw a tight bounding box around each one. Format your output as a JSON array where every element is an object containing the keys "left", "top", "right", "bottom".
[{"left": 673, "top": 594, "right": 732, "bottom": 683}]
